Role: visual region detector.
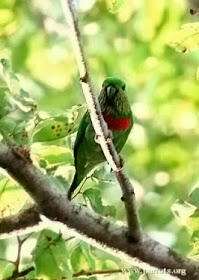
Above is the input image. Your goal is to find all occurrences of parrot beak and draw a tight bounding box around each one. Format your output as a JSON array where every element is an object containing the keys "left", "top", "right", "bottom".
[{"left": 106, "top": 85, "right": 117, "bottom": 98}]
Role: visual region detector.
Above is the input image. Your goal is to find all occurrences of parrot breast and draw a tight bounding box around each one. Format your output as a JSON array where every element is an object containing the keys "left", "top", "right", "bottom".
[{"left": 103, "top": 114, "right": 131, "bottom": 131}]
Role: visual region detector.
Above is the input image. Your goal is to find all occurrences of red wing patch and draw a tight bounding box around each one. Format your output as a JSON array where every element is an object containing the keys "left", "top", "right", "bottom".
[{"left": 103, "top": 114, "right": 131, "bottom": 131}]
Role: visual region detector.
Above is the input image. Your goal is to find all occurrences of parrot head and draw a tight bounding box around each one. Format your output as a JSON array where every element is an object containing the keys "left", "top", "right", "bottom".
[
  {"left": 102, "top": 77, "right": 126, "bottom": 100},
  {"left": 99, "top": 77, "right": 130, "bottom": 116}
]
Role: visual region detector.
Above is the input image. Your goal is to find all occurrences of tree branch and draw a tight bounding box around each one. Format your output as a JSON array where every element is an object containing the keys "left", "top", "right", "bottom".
[
  {"left": 0, "top": 144, "right": 198, "bottom": 280},
  {"left": 60, "top": 0, "right": 140, "bottom": 242},
  {"left": 0, "top": 206, "right": 41, "bottom": 237}
]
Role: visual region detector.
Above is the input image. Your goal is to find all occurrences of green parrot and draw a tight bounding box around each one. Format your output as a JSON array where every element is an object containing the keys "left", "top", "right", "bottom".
[{"left": 67, "top": 77, "right": 133, "bottom": 200}]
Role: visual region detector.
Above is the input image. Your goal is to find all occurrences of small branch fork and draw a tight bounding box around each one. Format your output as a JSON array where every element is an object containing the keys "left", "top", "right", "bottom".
[
  {"left": 0, "top": 233, "right": 34, "bottom": 280},
  {"left": 60, "top": 0, "right": 141, "bottom": 242},
  {"left": 14, "top": 234, "right": 32, "bottom": 275}
]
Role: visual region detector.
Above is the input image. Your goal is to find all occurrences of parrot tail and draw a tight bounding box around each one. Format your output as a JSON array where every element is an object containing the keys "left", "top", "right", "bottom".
[
  {"left": 67, "top": 173, "right": 80, "bottom": 201},
  {"left": 67, "top": 164, "right": 93, "bottom": 200}
]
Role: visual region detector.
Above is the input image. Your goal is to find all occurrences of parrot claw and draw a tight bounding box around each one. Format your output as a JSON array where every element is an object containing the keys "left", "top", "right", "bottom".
[
  {"left": 105, "top": 130, "right": 113, "bottom": 143},
  {"left": 105, "top": 136, "right": 112, "bottom": 143}
]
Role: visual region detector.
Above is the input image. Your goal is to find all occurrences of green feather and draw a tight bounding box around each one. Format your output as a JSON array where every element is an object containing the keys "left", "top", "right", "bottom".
[{"left": 73, "top": 111, "right": 90, "bottom": 165}]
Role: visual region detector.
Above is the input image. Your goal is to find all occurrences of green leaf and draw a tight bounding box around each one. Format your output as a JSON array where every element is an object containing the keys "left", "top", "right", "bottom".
[
  {"left": 81, "top": 243, "right": 96, "bottom": 271},
  {"left": 0, "top": 58, "right": 10, "bottom": 72},
  {"left": 190, "top": 241, "right": 199, "bottom": 257},
  {"left": 0, "top": 87, "right": 13, "bottom": 118},
  {"left": 0, "top": 240, "right": 16, "bottom": 279},
  {"left": 37, "top": 145, "right": 73, "bottom": 167},
  {"left": 172, "top": 200, "right": 199, "bottom": 234},
  {"left": 71, "top": 245, "right": 90, "bottom": 273},
  {"left": 33, "top": 116, "right": 74, "bottom": 142},
  {"left": 33, "top": 230, "right": 72, "bottom": 279},
  {"left": 192, "top": 230, "right": 199, "bottom": 241},
  {"left": 188, "top": 188, "right": 199, "bottom": 208},
  {"left": 129, "top": 272, "right": 141, "bottom": 280},
  {"left": 1, "top": 263, "right": 15, "bottom": 279},
  {"left": 0, "top": 118, "right": 30, "bottom": 145},
  {"left": 83, "top": 188, "right": 116, "bottom": 217},
  {"left": 172, "top": 200, "right": 195, "bottom": 225},
  {"left": 49, "top": 175, "right": 69, "bottom": 194},
  {"left": 188, "top": 210, "right": 199, "bottom": 233},
  {"left": 0, "top": 58, "right": 20, "bottom": 95},
  {"left": 0, "top": 178, "right": 8, "bottom": 197},
  {"left": 0, "top": 62, "right": 36, "bottom": 145},
  {"left": 169, "top": 23, "right": 199, "bottom": 53}
]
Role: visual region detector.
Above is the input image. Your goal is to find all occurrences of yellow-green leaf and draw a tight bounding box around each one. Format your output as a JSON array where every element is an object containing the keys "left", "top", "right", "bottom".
[
  {"left": 36, "top": 146, "right": 73, "bottom": 167},
  {"left": 169, "top": 23, "right": 199, "bottom": 53},
  {"left": 33, "top": 117, "right": 74, "bottom": 142}
]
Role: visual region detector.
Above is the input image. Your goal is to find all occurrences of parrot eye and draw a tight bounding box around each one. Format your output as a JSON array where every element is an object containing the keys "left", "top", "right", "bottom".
[{"left": 122, "top": 85, "right": 126, "bottom": 90}]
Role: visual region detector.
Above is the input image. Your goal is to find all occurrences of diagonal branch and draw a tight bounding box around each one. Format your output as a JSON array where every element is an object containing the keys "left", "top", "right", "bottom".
[
  {"left": 0, "top": 143, "right": 199, "bottom": 280},
  {"left": 60, "top": 0, "right": 141, "bottom": 242}
]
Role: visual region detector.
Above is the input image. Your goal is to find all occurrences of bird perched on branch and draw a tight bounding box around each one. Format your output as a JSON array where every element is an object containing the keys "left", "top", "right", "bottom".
[{"left": 67, "top": 77, "right": 133, "bottom": 200}]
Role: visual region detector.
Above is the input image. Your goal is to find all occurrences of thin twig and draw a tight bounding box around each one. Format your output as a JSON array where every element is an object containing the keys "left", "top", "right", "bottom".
[
  {"left": 15, "top": 236, "right": 22, "bottom": 274},
  {"left": 73, "top": 269, "right": 124, "bottom": 278},
  {"left": 0, "top": 257, "right": 15, "bottom": 264},
  {"left": 61, "top": 0, "right": 141, "bottom": 242},
  {"left": 71, "top": 177, "right": 88, "bottom": 200},
  {"left": 0, "top": 234, "right": 34, "bottom": 280},
  {"left": 65, "top": 236, "right": 74, "bottom": 242},
  {"left": 12, "top": 234, "right": 33, "bottom": 279}
]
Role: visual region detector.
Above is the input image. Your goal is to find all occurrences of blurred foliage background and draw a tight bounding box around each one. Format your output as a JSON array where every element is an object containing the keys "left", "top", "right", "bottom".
[{"left": 0, "top": 0, "right": 199, "bottom": 279}]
